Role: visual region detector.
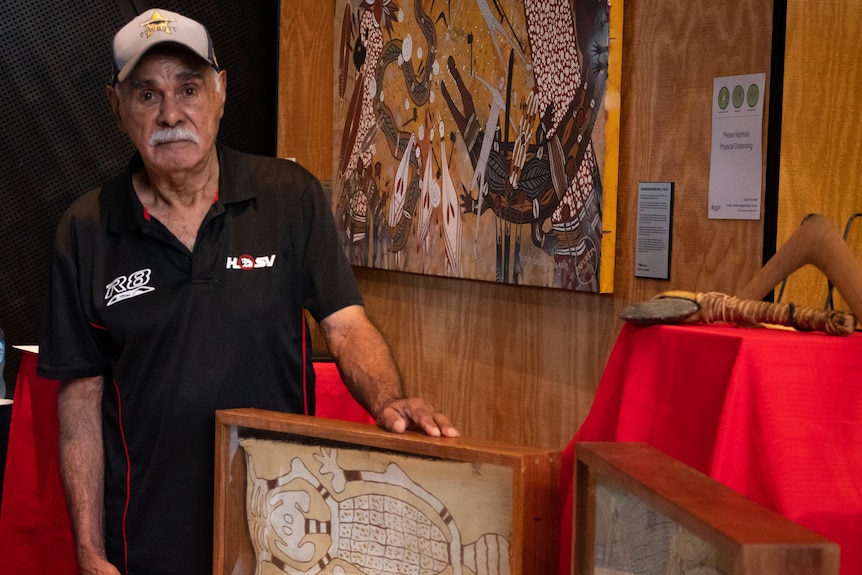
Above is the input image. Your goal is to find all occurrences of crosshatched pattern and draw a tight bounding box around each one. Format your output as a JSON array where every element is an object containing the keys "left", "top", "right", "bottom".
[{"left": 240, "top": 437, "right": 514, "bottom": 575}]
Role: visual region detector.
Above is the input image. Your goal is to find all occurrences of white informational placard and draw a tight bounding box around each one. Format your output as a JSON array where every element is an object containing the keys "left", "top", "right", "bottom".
[
  {"left": 635, "top": 182, "right": 673, "bottom": 280},
  {"left": 708, "top": 73, "right": 766, "bottom": 220}
]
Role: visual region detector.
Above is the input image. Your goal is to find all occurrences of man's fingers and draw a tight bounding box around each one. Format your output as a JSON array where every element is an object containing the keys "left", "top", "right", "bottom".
[{"left": 377, "top": 400, "right": 460, "bottom": 437}]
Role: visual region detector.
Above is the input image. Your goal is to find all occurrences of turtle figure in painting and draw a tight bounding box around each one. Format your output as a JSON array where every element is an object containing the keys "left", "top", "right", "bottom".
[{"left": 242, "top": 439, "right": 511, "bottom": 575}]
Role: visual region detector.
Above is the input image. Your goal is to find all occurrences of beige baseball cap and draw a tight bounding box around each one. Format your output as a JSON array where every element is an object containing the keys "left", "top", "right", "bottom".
[{"left": 111, "top": 8, "right": 219, "bottom": 84}]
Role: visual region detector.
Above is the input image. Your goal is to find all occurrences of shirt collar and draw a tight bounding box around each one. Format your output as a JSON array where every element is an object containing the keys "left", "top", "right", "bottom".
[{"left": 107, "top": 143, "right": 258, "bottom": 233}]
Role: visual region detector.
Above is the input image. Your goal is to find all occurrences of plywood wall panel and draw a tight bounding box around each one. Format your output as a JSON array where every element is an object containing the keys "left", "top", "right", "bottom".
[
  {"left": 279, "top": 0, "right": 773, "bottom": 451},
  {"left": 778, "top": 0, "right": 862, "bottom": 312},
  {"left": 276, "top": 2, "right": 334, "bottom": 175},
  {"left": 351, "top": 267, "right": 616, "bottom": 448},
  {"left": 614, "top": 0, "right": 772, "bottom": 308}
]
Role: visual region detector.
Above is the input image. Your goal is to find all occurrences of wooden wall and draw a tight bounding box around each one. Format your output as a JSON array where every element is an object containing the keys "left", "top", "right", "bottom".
[
  {"left": 277, "top": 0, "right": 774, "bottom": 451},
  {"left": 777, "top": 0, "right": 862, "bottom": 311}
]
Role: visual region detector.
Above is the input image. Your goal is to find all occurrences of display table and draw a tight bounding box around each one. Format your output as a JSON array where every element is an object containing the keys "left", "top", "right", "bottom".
[
  {"left": 560, "top": 322, "right": 861, "bottom": 575},
  {"left": 0, "top": 350, "right": 373, "bottom": 575},
  {"left": 0, "top": 350, "right": 75, "bottom": 575}
]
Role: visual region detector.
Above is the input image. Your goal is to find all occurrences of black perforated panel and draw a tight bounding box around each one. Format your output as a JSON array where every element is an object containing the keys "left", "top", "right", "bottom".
[{"left": 0, "top": 1, "right": 278, "bottom": 389}]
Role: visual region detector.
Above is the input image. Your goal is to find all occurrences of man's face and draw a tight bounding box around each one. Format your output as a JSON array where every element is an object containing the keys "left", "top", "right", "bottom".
[{"left": 107, "top": 46, "right": 227, "bottom": 177}]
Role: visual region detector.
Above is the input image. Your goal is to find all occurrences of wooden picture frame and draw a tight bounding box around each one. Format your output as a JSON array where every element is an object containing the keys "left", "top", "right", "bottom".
[
  {"left": 574, "top": 442, "right": 839, "bottom": 575},
  {"left": 214, "top": 408, "right": 560, "bottom": 574}
]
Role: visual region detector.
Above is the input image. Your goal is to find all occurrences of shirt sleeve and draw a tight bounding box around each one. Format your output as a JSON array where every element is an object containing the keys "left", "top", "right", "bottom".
[
  {"left": 37, "top": 191, "right": 111, "bottom": 380},
  {"left": 299, "top": 174, "right": 364, "bottom": 323}
]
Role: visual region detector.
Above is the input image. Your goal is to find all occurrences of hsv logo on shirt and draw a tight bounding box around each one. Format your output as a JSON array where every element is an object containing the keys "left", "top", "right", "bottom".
[{"left": 226, "top": 254, "right": 277, "bottom": 270}]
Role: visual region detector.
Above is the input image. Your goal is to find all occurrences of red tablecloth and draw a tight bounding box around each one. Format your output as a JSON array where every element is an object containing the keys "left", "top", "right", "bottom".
[
  {"left": 560, "top": 323, "right": 862, "bottom": 575},
  {"left": 0, "top": 352, "right": 373, "bottom": 575},
  {"left": 0, "top": 352, "right": 75, "bottom": 575}
]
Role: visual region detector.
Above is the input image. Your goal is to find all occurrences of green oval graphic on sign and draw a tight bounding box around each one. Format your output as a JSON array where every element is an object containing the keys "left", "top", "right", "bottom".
[
  {"left": 718, "top": 86, "right": 730, "bottom": 110},
  {"left": 732, "top": 85, "right": 745, "bottom": 109},
  {"left": 747, "top": 83, "right": 759, "bottom": 108}
]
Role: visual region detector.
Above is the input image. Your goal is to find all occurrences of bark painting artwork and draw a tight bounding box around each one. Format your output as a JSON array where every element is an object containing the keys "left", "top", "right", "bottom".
[
  {"left": 241, "top": 438, "right": 513, "bottom": 575},
  {"left": 333, "top": 0, "right": 622, "bottom": 292}
]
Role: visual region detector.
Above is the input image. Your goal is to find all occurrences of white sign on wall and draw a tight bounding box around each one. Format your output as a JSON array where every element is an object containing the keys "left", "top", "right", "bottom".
[{"left": 708, "top": 73, "right": 766, "bottom": 220}]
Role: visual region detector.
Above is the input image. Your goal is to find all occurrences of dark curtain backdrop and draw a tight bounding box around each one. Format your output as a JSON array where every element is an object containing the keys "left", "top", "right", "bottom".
[{"left": 0, "top": 1, "right": 279, "bottom": 392}]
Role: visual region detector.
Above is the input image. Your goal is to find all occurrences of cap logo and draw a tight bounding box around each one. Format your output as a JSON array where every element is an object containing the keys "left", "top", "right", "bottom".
[{"left": 140, "top": 11, "right": 176, "bottom": 38}]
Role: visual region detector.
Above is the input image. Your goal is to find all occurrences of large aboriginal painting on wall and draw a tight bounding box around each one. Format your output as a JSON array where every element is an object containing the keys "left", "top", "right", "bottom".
[{"left": 333, "top": 0, "right": 622, "bottom": 292}]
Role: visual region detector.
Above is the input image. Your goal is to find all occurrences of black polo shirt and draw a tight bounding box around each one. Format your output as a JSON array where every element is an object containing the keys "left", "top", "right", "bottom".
[{"left": 38, "top": 144, "right": 363, "bottom": 574}]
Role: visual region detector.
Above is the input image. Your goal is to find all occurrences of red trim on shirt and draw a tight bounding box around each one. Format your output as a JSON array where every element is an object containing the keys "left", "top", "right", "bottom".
[
  {"left": 111, "top": 376, "right": 133, "bottom": 575},
  {"left": 302, "top": 311, "right": 309, "bottom": 415}
]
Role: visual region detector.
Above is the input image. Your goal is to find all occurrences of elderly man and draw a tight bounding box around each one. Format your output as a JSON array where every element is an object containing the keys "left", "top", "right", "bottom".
[{"left": 38, "top": 9, "right": 458, "bottom": 575}]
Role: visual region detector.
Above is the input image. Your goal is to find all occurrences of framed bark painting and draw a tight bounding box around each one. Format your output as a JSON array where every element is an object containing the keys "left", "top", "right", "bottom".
[
  {"left": 332, "top": 0, "right": 622, "bottom": 292},
  {"left": 214, "top": 409, "right": 561, "bottom": 574}
]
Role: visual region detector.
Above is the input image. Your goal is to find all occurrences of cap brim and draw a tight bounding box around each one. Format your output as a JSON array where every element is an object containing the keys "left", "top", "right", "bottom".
[{"left": 115, "top": 41, "right": 215, "bottom": 84}]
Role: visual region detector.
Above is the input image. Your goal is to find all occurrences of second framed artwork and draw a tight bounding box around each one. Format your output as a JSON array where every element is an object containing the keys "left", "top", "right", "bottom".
[
  {"left": 331, "top": 0, "right": 623, "bottom": 293},
  {"left": 574, "top": 443, "right": 839, "bottom": 575}
]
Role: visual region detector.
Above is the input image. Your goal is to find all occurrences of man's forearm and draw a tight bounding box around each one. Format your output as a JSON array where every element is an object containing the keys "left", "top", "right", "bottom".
[
  {"left": 319, "top": 305, "right": 459, "bottom": 438},
  {"left": 319, "top": 305, "right": 404, "bottom": 417},
  {"left": 57, "top": 376, "right": 110, "bottom": 566}
]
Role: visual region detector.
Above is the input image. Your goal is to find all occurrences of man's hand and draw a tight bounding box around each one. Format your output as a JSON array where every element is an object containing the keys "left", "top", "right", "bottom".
[{"left": 376, "top": 397, "right": 460, "bottom": 437}]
